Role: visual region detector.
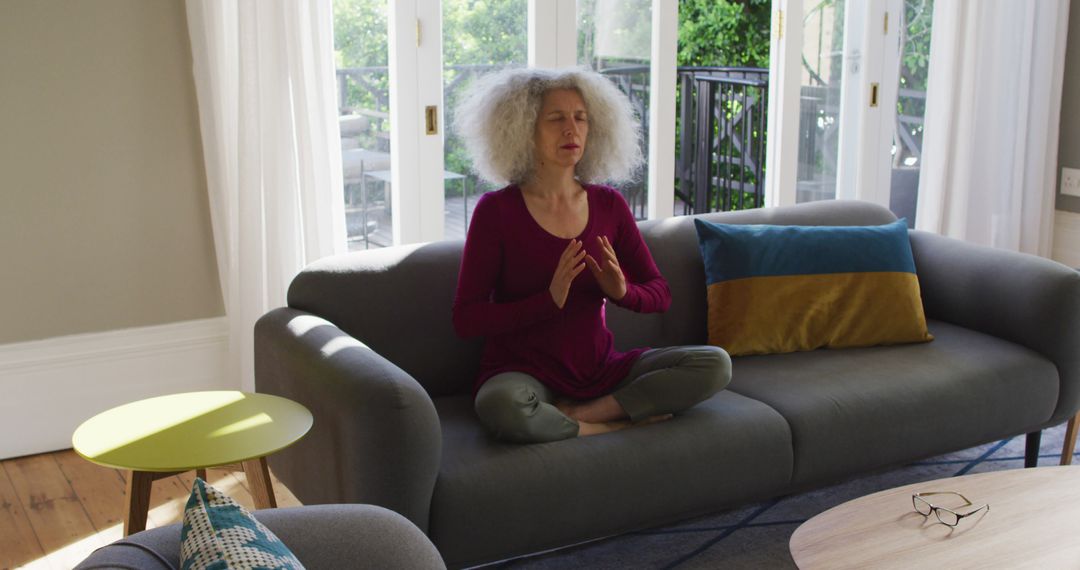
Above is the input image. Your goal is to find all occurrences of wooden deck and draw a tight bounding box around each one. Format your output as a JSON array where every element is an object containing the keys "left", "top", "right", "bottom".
[
  {"left": 0, "top": 449, "right": 301, "bottom": 570},
  {"left": 347, "top": 194, "right": 482, "bottom": 251}
]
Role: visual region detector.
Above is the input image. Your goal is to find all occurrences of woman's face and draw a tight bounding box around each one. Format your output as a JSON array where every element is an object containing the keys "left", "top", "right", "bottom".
[{"left": 533, "top": 88, "right": 589, "bottom": 172}]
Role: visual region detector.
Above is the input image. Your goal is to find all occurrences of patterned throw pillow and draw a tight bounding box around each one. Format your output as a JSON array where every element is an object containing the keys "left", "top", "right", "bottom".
[
  {"left": 693, "top": 218, "right": 933, "bottom": 356},
  {"left": 181, "top": 477, "right": 305, "bottom": 570}
]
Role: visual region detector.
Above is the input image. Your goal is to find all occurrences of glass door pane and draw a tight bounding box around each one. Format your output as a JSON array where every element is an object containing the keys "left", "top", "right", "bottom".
[
  {"left": 333, "top": 0, "right": 393, "bottom": 250},
  {"left": 442, "top": 0, "right": 528, "bottom": 240},
  {"left": 796, "top": 0, "right": 845, "bottom": 203},
  {"left": 578, "top": 0, "right": 652, "bottom": 220},
  {"left": 889, "top": 0, "right": 933, "bottom": 226}
]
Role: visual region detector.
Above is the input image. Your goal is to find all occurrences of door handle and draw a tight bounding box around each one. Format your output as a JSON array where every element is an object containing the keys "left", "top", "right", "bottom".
[{"left": 425, "top": 105, "right": 438, "bottom": 135}]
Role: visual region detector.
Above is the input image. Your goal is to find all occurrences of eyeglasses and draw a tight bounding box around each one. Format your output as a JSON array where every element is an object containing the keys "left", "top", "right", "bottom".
[{"left": 912, "top": 492, "right": 990, "bottom": 527}]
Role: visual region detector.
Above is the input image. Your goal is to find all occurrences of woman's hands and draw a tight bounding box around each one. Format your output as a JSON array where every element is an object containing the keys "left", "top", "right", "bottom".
[
  {"left": 549, "top": 236, "right": 626, "bottom": 309},
  {"left": 550, "top": 239, "right": 587, "bottom": 309},
  {"left": 585, "top": 235, "right": 627, "bottom": 301}
]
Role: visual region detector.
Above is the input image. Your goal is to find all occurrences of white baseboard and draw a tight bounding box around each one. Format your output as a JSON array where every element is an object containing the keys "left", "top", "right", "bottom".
[
  {"left": 1052, "top": 210, "right": 1080, "bottom": 268},
  {"left": 0, "top": 317, "right": 231, "bottom": 460}
]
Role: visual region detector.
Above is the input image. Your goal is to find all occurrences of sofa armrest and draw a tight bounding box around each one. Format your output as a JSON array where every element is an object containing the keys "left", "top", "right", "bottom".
[
  {"left": 75, "top": 504, "right": 446, "bottom": 570},
  {"left": 909, "top": 230, "right": 1080, "bottom": 424},
  {"left": 254, "top": 308, "right": 442, "bottom": 533}
]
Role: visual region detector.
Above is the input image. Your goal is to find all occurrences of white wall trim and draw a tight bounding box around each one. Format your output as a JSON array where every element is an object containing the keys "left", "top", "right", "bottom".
[{"left": 0, "top": 317, "right": 229, "bottom": 460}]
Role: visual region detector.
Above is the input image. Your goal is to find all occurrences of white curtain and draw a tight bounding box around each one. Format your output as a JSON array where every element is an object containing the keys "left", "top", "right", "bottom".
[
  {"left": 916, "top": 0, "right": 1070, "bottom": 256},
  {"left": 186, "top": 0, "right": 346, "bottom": 391}
]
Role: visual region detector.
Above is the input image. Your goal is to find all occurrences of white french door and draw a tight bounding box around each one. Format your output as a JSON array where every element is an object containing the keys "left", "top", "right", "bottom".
[
  {"left": 392, "top": 0, "right": 552, "bottom": 245},
  {"left": 765, "top": 0, "right": 903, "bottom": 209},
  {"left": 337, "top": 0, "right": 676, "bottom": 248}
]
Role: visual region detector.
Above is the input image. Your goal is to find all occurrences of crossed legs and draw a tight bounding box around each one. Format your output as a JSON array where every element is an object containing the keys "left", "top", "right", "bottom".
[{"left": 474, "top": 345, "right": 731, "bottom": 444}]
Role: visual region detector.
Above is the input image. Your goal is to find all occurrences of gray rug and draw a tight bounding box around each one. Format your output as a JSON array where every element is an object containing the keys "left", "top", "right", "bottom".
[{"left": 484, "top": 422, "right": 1076, "bottom": 569}]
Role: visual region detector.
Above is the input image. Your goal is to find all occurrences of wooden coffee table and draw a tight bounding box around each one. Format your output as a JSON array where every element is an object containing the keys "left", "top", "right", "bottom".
[
  {"left": 790, "top": 466, "right": 1080, "bottom": 569},
  {"left": 72, "top": 391, "right": 312, "bottom": 535}
]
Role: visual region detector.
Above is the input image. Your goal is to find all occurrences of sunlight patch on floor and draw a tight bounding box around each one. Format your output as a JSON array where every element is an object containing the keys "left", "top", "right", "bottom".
[{"left": 21, "top": 472, "right": 245, "bottom": 569}]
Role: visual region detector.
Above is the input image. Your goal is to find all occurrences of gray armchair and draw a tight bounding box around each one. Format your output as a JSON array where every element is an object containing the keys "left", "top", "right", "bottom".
[{"left": 75, "top": 504, "right": 446, "bottom": 570}]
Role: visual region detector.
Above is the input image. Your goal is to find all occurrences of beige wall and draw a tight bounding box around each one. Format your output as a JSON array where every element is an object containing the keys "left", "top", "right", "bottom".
[
  {"left": 0, "top": 0, "right": 223, "bottom": 345},
  {"left": 1058, "top": 0, "right": 1080, "bottom": 213}
]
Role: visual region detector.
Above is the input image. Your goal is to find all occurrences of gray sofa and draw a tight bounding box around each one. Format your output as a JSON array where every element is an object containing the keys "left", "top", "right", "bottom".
[
  {"left": 75, "top": 504, "right": 446, "bottom": 569},
  {"left": 255, "top": 200, "right": 1080, "bottom": 568}
]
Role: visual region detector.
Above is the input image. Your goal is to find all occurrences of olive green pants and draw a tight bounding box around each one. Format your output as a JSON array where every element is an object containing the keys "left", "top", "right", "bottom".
[{"left": 474, "top": 345, "right": 732, "bottom": 443}]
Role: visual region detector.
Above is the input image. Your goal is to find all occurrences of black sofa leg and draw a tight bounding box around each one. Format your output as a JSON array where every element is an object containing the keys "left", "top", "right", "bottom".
[{"left": 1025, "top": 431, "right": 1042, "bottom": 468}]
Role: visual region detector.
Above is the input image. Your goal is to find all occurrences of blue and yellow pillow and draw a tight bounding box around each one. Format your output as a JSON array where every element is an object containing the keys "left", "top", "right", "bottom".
[
  {"left": 180, "top": 477, "right": 305, "bottom": 570},
  {"left": 693, "top": 218, "right": 933, "bottom": 356}
]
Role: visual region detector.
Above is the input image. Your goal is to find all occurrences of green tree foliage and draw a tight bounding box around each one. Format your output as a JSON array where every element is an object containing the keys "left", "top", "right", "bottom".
[
  {"left": 442, "top": 0, "right": 528, "bottom": 184},
  {"left": 577, "top": 0, "right": 652, "bottom": 68},
  {"left": 333, "top": 0, "right": 387, "bottom": 69},
  {"left": 895, "top": 0, "right": 933, "bottom": 165},
  {"left": 443, "top": 0, "right": 527, "bottom": 66},
  {"left": 333, "top": 0, "right": 390, "bottom": 145},
  {"left": 901, "top": 0, "right": 932, "bottom": 92},
  {"left": 678, "top": 0, "right": 771, "bottom": 68}
]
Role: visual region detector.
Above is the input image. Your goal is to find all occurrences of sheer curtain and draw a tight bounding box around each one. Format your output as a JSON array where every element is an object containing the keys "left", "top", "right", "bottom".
[
  {"left": 916, "top": 0, "right": 1070, "bottom": 256},
  {"left": 186, "top": 0, "right": 346, "bottom": 390}
]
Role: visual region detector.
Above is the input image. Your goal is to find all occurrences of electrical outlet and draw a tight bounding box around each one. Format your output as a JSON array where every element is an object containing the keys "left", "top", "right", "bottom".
[{"left": 1063, "top": 167, "right": 1080, "bottom": 197}]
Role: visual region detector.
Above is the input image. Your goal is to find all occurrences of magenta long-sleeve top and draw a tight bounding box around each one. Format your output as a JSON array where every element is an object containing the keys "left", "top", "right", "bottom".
[{"left": 452, "top": 183, "right": 672, "bottom": 399}]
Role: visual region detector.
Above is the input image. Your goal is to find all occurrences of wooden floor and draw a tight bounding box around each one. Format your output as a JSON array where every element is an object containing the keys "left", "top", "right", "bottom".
[{"left": 0, "top": 449, "right": 301, "bottom": 570}]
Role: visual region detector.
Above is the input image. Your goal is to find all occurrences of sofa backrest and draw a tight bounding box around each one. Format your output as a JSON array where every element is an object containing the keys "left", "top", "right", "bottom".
[{"left": 287, "top": 199, "right": 897, "bottom": 397}]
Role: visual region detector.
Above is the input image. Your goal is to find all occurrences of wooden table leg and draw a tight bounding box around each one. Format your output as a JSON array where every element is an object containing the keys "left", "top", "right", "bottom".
[
  {"left": 242, "top": 457, "right": 277, "bottom": 510},
  {"left": 1062, "top": 413, "right": 1079, "bottom": 466},
  {"left": 196, "top": 468, "right": 207, "bottom": 481},
  {"left": 124, "top": 470, "right": 154, "bottom": 536}
]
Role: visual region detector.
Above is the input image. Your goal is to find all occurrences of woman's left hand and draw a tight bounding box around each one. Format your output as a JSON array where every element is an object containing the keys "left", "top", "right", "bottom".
[{"left": 585, "top": 235, "right": 627, "bottom": 301}]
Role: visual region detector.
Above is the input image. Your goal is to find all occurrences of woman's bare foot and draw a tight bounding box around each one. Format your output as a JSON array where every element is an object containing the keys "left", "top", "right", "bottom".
[
  {"left": 576, "top": 413, "right": 674, "bottom": 437},
  {"left": 634, "top": 413, "right": 674, "bottom": 426},
  {"left": 556, "top": 395, "right": 627, "bottom": 423},
  {"left": 577, "top": 419, "right": 633, "bottom": 437}
]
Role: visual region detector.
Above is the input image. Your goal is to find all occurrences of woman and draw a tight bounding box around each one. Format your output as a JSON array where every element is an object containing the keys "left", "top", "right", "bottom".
[{"left": 452, "top": 67, "right": 730, "bottom": 443}]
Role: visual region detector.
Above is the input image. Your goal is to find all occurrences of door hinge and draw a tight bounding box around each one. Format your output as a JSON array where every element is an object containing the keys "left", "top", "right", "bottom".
[
  {"left": 416, "top": 19, "right": 422, "bottom": 47},
  {"left": 777, "top": 9, "right": 785, "bottom": 40},
  {"left": 884, "top": 12, "right": 889, "bottom": 34},
  {"left": 870, "top": 83, "right": 879, "bottom": 107}
]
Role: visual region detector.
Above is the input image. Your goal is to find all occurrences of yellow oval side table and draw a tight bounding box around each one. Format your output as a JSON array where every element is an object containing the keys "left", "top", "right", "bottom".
[{"left": 72, "top": 391, "right": 312, "bottom": 536}]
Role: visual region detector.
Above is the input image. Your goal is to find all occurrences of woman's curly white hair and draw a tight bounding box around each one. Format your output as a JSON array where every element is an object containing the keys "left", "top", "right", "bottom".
[{"left": 455, "top": 67, "right": 644, "bottom": 186}]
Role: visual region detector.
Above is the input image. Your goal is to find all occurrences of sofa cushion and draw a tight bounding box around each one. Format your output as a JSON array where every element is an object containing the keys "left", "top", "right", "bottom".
[
  {"left": 606, "top": 200, "right": 899, "bottom": 354},
  {"left": 726, "top": 320, "right": 1059, "bottom": 487},
  {"left": 427, "top": 391, "right": 794, "bottom": 567},
  {"left": 693, "top": 218, "right": 932, "bottom": 356}
]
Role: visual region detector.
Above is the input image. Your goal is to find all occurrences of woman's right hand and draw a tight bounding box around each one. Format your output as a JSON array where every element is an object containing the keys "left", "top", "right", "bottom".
[{"left": 550, "top": 239, "right": 587, "bottom": 309}]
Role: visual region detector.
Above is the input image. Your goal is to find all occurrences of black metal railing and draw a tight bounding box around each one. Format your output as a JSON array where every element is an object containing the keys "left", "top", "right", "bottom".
[
  {"left": 598, "top": 65, "right": 651, "bottom": 219},
  {"left": 337, "top": 65, "right": 770, "bottom": 224},
  {"left": 677, "top": 67, "right": 768, "bottom": 214},
  {"left": 894, "top": 87, "right": 926, "bottom": 167},
  {"left": 598, "top": 66, "right": 769, "bottom": 216}
]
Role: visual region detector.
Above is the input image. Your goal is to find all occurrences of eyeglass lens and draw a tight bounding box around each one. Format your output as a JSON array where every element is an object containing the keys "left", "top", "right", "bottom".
[
  {"left": 935, "top": 509, "right": 960, "bottom": 526},
  {"left": 913, "top": 495, "right": 932, "bottom": 516}
]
